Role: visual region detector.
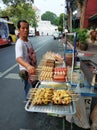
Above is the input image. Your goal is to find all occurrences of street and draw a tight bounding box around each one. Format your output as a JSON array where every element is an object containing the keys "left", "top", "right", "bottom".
[{"left": 0, "top": 36, "right": 90, "bottom": 130}]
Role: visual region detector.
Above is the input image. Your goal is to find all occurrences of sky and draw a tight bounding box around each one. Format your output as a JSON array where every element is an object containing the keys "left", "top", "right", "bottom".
[
  {"left": 0, "top": 0, "right": 66, "bottom": 16},
  {"left": 0, "top": 0, "right": 6, "bottom": 9},
  {"left": 34, "top": 0, "right": 66, "bottom": 16}
]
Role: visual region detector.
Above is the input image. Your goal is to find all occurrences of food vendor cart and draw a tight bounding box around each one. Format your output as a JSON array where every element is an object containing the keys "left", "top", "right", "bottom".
[
  {"left": 25, "top": 51, "right": 79, "bottom": 130},
  {"left": 25, "top": 33, "right": 97, "bottom": 129}
]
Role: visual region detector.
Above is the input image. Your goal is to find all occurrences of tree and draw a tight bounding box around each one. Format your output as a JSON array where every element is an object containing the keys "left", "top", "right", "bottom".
[
  {"left": 66, "top": 0, "right": 88, "bottom": 29},
  {"left": 0, "top": 1, "right": 37, "bottom": 29},
  {"left": 41, "top": 11, "right": 58, "bottom": 25},
  {"left": 2, "top": 0, "right": 34, "bottom": 6},
  {"left": 77, "top": 0, "right": 88, "bottom": 29},
  {"left": 58, "top": 13, "right": 67, "bottom": 31},
  {"left": 66, "top": 0, "right": 74, "bottom": 31}
]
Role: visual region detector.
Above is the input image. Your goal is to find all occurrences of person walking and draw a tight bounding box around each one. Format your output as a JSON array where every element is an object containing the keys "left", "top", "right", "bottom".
[{"left": 15, "top": 20, "right": 38, "bottom": 101}]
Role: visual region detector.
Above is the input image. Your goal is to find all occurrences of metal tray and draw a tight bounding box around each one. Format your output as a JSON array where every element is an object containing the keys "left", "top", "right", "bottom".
[
  {"left": 39, "top": 81, "right": 71, "bottom": 90},
  {"left": 25, "top": 100, "right": 76, "bottom": 115}
]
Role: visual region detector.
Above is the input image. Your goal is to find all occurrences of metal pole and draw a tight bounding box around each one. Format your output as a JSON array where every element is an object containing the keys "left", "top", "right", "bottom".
[
  {"left": 60, "top": 4, "right": 64, "bottom": 31},
  {"left": 62, "top": 117, "right": 65, "bottom": 130},
  {"left": 63, "top": 0, "right": 66, "bottom": 31},
  {"left": 70, "top": 7, "right": 72, "bottom": 32},
  {"left": 63, "top": 13, "right": 64, "bottom": 31}
]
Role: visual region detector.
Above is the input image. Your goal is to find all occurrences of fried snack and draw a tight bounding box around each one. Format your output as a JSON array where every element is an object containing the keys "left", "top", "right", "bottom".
[
  {"left": 45, "top": 59, "right": 55, "bottom": 67},
  {"left": 46, "top": 59, "right": 55, "bottom": 64},
  {"left": 39, "top": 71, "right": 53, "bottom": 81},
  {"left": 30, "top": 89, "right": 76, "bottom": 105},
  {"left": 52, "top": 90, "right": 72, "bottom": 105},
  {"left": 31, "top": 88, "right": 54, "bottom": 105},
  {"left": 45, "top": 62, "right": 55, "bottom": 67},
  {"left": 27, "top": 88, "right": 38, "bottom": 99},
  {"left": 38, "top": 66, "right": 54, "bottom": 81},
  {"left": 41, "top": 66, "right": 53, "bottom": 71}
]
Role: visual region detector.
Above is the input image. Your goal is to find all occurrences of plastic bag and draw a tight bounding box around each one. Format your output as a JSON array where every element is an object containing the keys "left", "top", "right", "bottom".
[
  {"left": 90, "top": 104, "right": 97, "bottom": 130},
  {"left": 66, "top": 95, "right": 90, "bottom": 129}
]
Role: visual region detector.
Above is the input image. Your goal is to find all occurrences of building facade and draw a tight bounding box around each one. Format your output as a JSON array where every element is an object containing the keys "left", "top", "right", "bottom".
[{"left": 84, "top": 0, "right": 97, "bottom": 28}]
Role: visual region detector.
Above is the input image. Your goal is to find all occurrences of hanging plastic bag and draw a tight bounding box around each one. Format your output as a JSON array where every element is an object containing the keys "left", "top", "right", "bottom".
[
  {"left": 66, "top": 95, "right": 90, "bottom": 129},
  {"left": 90, "top": 104, "right": 97, "bottom": 130}
]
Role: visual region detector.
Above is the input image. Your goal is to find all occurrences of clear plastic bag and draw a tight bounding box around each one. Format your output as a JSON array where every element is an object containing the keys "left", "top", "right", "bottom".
[
  {"left": 66, "top": 95, "right": 90, "bottom": 129},
  {"left": 90, "top": 104, "right": 97, "bottom": 130}
]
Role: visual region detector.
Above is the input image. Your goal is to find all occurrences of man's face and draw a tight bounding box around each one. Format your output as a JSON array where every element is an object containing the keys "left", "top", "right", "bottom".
[{"left": 19, "top": 22, "right": 29, "bottom": 38}]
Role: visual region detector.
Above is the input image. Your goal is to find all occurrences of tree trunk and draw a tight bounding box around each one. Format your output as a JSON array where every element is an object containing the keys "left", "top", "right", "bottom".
[
  {"left": 67, "top": 8, "right": 72, "bottom": 32},
  {"left": 67, "top": 10, "right": 70, "bottom": 30},
  {"left": 78, "top": 0, "right": 88, "bottom": 29}
]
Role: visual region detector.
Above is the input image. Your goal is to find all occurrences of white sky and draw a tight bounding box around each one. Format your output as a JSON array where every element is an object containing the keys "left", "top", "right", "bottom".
[
  {"left": 0, "top": 0, "right": 6, "bottom": 9},
  {"left": 0, "top": 0, "right": 66, "bottom": 16},
  {"left": 34, "top": 0, "right": 66, "bottom": 16}
]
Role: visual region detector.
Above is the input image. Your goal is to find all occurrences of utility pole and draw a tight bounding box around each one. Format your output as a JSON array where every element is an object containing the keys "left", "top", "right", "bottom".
[
  {"left": 63, "top": 14, "right": 65, "bottom": 31},
  {"left": 61, "top": 0, "right": 67, "bottom": 32},
  {"left": 60, "top": 3, "right": 65, "bottom": 32}
]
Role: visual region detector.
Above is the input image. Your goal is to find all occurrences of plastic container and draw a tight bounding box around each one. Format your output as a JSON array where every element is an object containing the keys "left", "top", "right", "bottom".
[
  {"left": 64, "top": 49, "right": 77, "bottom": 66},
  {"left": 65, "top": 49, "right": 76, "bottom": 66}
]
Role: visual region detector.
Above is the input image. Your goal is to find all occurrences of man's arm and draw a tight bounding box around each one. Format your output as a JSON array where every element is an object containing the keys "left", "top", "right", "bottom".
[{"left": 16, "top": 57, "right": 36, "bottom": 75}]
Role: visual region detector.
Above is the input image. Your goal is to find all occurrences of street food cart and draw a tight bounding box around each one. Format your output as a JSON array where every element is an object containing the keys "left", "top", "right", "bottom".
[
  {"left": 25, "top": 33, "right": 97, "bottom": 129},
  {"left": 25, "top": 51, "right": 78, "bottom": 130}
]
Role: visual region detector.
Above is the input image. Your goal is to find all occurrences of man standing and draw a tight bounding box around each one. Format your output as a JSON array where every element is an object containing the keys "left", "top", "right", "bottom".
[{"left": 15, "top": 20, "right": 37, "bottom": 101}]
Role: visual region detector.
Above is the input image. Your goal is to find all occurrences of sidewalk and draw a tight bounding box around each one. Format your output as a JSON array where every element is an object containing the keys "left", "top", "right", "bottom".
[
  {"left": 78, "top": 44, "right": 97, "bottom": 55},
  {"left": 67, "top": 42, "right": 97, "bottom": 65},
  {"left": 68, "top": 41, "right": 97, "bottom": 54},
  {"left": 78, "top": 44, "right": 97, "bottom": 66}
]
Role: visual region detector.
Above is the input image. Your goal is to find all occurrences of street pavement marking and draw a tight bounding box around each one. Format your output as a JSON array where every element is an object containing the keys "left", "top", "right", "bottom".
[
  {"left": 35, "top": 44, "right": 46, "bottom": 52},
  {"left": 35, "top": 39, "right": 49, "bottom": 52},
  {"left": 20, "top": 129, "right": 32, "bottom": 130},
  {"left": 0, "top": 40, "right": 48, "bottom": 78},
  {"left": 4, "top": 73, "right": 20, "bottom": 79},
  {"left": 0, "top": 64, "right": 18, "bottom": 78}
]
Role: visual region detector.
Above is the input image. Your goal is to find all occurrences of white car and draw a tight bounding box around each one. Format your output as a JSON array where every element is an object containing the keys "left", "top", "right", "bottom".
[
  {"left": 29, "top": 32, "right": 35, "bottom": 37},
  {"left": 29, "top": 28, "right": 35, "bottom": 37},
  {"left": 53, "top": 32, "right": 59, "bottom": 39}
]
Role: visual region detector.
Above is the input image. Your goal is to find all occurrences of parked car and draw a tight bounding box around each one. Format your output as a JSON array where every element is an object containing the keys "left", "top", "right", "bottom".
[
  {"left": 29, "top": 27, "right": 35, "bottom": 37},
  {"left": 29, "top": 32, "right": 35, "bottom": 37},
  {"left": 53, "top": 31, "right": 62, "bottom": 39},
  {"left": 58, "top": 31, "right": 63, "bottom": 39},
  {"left": 53, "top": 32, "right": 59, "bottom": 39}
]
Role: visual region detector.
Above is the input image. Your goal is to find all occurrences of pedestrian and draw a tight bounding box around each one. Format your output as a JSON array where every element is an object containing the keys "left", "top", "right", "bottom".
[{"left": 15, "top": 20, "right": 38, "bottom": 102}]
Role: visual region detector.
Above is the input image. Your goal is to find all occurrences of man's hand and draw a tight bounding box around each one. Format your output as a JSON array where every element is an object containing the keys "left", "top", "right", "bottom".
[{"left": 27, "top": 65, "right": 36, "bottom": 75}]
